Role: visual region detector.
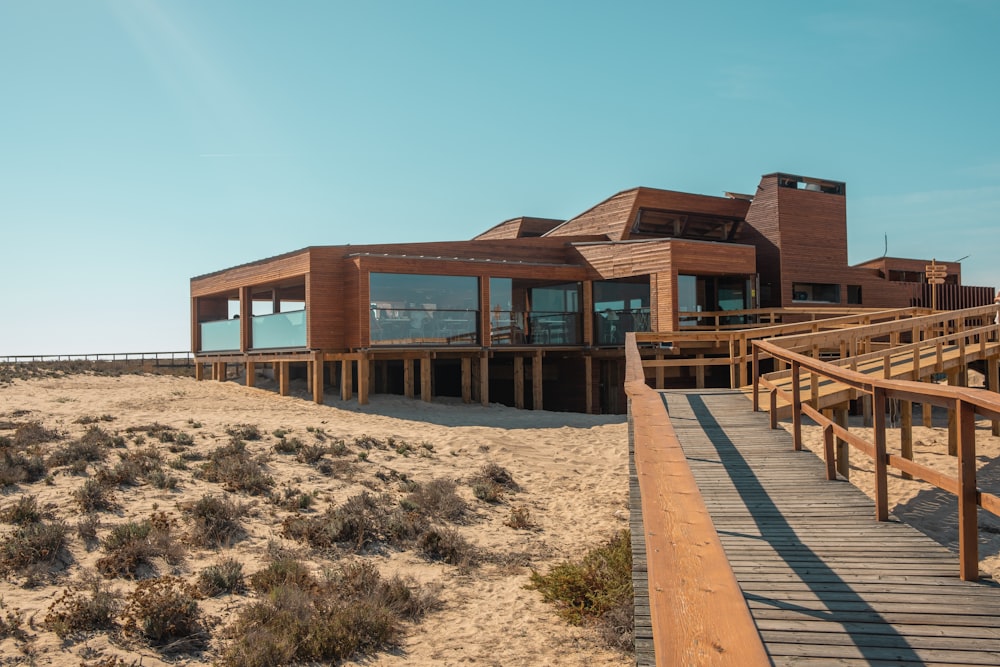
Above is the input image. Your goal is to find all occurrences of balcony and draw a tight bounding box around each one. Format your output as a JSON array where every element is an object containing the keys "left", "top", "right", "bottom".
[{"left": 252, "top": 310, "right": 306, "bottom": 349}]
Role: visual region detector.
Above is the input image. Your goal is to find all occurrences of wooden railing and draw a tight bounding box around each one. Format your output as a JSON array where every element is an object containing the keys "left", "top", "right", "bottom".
[
  {"left": 625, "top": 333, "right": 769, "bottom": 666},
  {"left": 0, "top": 351, "right": 194, "bottom": 367},
  {"left": 751, "top": 336, "right": 1000, "bottom": 581}
]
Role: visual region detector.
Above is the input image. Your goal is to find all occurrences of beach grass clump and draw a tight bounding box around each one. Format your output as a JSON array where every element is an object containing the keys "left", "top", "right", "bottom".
[
  {"left": 43, "top": 574, "right": 122, "bottom": 637},
  {"left": 0, "top": 445, "right": 47, "bottom": 487},
  {"left": 198, "top": 440, "right": 274, "bottom": 495},
  {"left": 198, "top": 557, "right": 245, "bottom": 597},
  {"left": 186, "top": 494, "right": 246, "bottom": 548},
  {"left": 1, "top": 495, "right": 43, "bottom": 525},
  {"left": 505, "top": 505, "right": 537, "bottom": 531},
  {"left": 220, "top": 559, "right": 436, "bottom": 666},
  {"left": 225, "top": 423, "right": 262, "bottom": 441},
  {"left": 416, "top": 526, "right": 477, "bottom": 566},
  {"left": 0, "top": 519, "right": 68, "bottom": 576},
  {"left": 527, "top": 529, "right": 633, "bottom": 651},
  {"left": 74, "top": 477, "right": 116, "bottom": 512},
  {"left": 13, "top": 421, "right": 63, "bottom": 447},
  {"left": 49, "top": 425, "right": 117, "bottom": 471},
  {"left": 96, "top": 513, "right": 183, "bottom": 578},
  {"left": 73, "top": 414, "right": 116, "bottom": 425},
  {"left": 273, "top": 435, "right": 302, "bottom": 454}
]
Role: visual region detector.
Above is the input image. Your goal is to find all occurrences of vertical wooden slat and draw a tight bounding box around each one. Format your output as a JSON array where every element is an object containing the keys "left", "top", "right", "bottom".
[
  {"left": 873, "top": 386, "right": 889, "bottom": 522},
  {"left": 957, "top": 399, "right": 979, "bottom": 581},
  {"left": 791, "top": 360, "right": 802, "bottom": 451},
  {"left": 900, "top": 399, "right": 913, "bottom": 480}
]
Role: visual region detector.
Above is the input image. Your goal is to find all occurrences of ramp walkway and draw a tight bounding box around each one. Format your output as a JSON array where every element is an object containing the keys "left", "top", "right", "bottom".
[{"left": 657, "top": 388, "right": 1000, "bottom": 666}]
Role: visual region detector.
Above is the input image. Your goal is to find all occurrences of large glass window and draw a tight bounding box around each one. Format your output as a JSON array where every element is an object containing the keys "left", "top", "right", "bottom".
[
  {"left": 488, "top": 278, "right": 581, "bottom": 345},
  {"left": 369, "top": 273, "right": 479, "bottom": 345},
  {"left": 594, "top": 278, "right": 650, "bottom": 345},
  {"left": 678, "top": 275, "right": 752, "bottom": 327}
]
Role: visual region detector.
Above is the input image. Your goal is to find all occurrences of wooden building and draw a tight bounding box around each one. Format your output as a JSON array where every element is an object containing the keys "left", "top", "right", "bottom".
[{"left": 190, "top": 172, "right": 994, "bottom": 413}]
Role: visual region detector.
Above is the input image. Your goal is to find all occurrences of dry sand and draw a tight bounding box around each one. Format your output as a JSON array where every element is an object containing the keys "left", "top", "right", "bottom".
[{"left": 0, "top": 372, "right": 632, "bottom": 666}]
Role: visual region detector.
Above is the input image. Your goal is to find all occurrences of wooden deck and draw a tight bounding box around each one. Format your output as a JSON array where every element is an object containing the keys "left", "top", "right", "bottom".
[{"left": 655, "top": 388, "right": 1000, "bottom": 666}]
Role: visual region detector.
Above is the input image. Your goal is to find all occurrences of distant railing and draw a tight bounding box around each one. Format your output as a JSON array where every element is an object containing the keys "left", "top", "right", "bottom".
[{"left": 0, "top": 351, "right": 194, "bottom": 367}]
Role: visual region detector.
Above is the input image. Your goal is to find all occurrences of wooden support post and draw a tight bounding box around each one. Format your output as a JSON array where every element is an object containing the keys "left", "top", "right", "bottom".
[
  {"left": 532, "top": 351, "right": 543, "bottom": 411},
  {"left": 585, "top": 355, "right": 594, "bottom": 414},
  {"left": 420, "top": 354, "right": 432, "bottom": 403},
  {"left": 900, "top": 399, "right": 913, "bottom": 480},
  {"left": 957, "top": 399, "right": 980, "bottom": 581},
  {"left": 922, "top": 377, "right": 933, "bottom": 426},
  {"left": 948, "top": 369, "right": 959, "bottom": 456},
  {"left": 990, "top": 357, "right": 1000, "bottom": 436},
  {"left": 861, "top": 394, "right": 872, "bottom": 428},
  {"left": 514, "top": 356, "right": 525, "bottom": 410},
  {"left": 358, "top": 354, "right": 369, "bottom": 406},
  {"left": 479, "top": 353, "right": 489, "bottom": 406},
  {"left": 873, "top": 387, "right": 889, "bottom": 522},
  {"left": 834, "top": 406, "right": 850, "bottom": 480},
  {"left": 312, "top": 353, "right": 324, "bottom": 405},
  {"left": 278, "top": 361, "right": 289, "bottom": 396},
  {"left": 809, "top": 372, "right": 819, "bottom": 410},
  {"left": 327, "top": 362, "right": 336, "bottom": 389},
  {"left": 341, "top": 359, "right": 353, "bottom": 401},
  {"left": 655, "top": 353, "right": 664, "bottom": 390},
  {"left": 823, "top": 423, "right": 836, "bottom": 481},
  {"left": 306, "top": 360, "right": 314, "bottom": 395},
  {"left": 461, "top": 357, "right": 472, "bottom": 404},
  {"left": 195, "top": 362, "right": 204, "bottom": 381},
  {"left": 695, "top": 354, "right": 705, "bottom": 389},
  {"left": 791, "top": 361, "right": 802, "bottom": 451},
  {"left": 246, "top": 361, "right": 255, "bottom": 388},
  {"left": 403, "top": 359, "right": 414, "bottom": 398},
  {"left": 741, "top": 333, "right": 750, "bottom": 391},
  {"left": 769, "top": 389, "right": 778, "bottom": 430},
  {"left": 751, "top": 345, "right": 759, "bottom": 412}
]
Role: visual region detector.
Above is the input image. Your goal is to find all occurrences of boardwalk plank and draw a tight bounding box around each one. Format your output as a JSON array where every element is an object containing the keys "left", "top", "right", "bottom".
[{"left": 659, "top": 388, "right": 1000, "bottom": 667}]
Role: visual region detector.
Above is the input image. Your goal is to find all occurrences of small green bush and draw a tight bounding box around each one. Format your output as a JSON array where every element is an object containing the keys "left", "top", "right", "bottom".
[{"left": 527, "top": 529, "right": 633, "bottom": 651}]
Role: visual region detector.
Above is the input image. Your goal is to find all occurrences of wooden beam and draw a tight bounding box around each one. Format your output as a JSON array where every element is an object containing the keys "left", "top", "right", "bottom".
[
  {"left": 312, "top": 352, "right": 323, "bottom": 404},
  {"left": 900, "top": 399, "right": 913, "bottom": 480},
  {"left": 358, "top": 354, "right": 369, "bottom": 405},
  {"left": 514, "top": 356, "right": 525, "bottom": 410},
  {"left": 479, "top": 353, "right": 489, "bottom": 406},
  {"left": 245, "top": 361, "right": 255, "bottom": 388},
  {"left": 532, "top": 351, "right": 543, "bottom": 411},
  {"left": 341, "top": 359, "right": 353, "bottom": 401},
  {"left": 278, "top": 361, "right": 289, "bottom": 396},
  {"left": 420, "top": 353, "right": 432, "bottom": 402},
  {"left": 461, "top": 357, "right": 472, "bottom": 403},
  {"left": 403, "top": 359, "right": 414, "bottom": 398}
]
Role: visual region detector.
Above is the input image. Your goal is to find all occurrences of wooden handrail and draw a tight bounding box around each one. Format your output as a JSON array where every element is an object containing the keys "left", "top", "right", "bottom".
[
  {"left": 625, "top": 334, "right": 769, "bottom": 666},
  {"left": 752, "top": 335, "right": 1000, "bottom": 581}
]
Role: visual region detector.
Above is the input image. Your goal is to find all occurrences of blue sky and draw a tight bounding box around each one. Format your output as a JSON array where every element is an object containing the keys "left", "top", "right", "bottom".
[{"left": 2, "top": 0, "right": 998, "bottom": 355}]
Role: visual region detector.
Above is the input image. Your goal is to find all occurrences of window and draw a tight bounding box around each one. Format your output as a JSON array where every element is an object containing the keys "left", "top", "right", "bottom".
[
  {"left": 369, "top": 273, "right": 479, "bottom": 345},
  {"left": 792, "top": 283, "right": 841, "bottom": 304},
  {"left": 847, "top": 285, "right": 862, "bottom": 305}
]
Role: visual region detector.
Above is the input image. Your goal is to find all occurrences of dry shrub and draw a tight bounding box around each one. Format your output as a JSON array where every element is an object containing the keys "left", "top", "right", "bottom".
[
  {"left": 505, "top": 505, "right": 537, "bottom": 530},
  {"left": 97, "top": 513, "right": 183, "bottom": 578},
  {"left": 405, "top": 478, "right": 466, "bottom": 522},
  {"left": 295, "top": 442, "right": 327, "bottom": 464},
  {"left": 0, "top": 519, "right": 68, "bottom": 575},
  {"left": 74, "top": 478, "right": 116, "bottom": 512},
  {"left": 527, "top": 529, "right": 633, "bottom": 652},
  {"left": 49, "top": 426, "right": 115, "bottom": 469},
  {"left": 43, "top": 574, "right": 122, "bottom": 637},
  {"left": 74, "top": 414, "right": 116, "bottom": 425},
  {"left": 0, "top": 495, "right": 43, "bottom": 525},
  {"left": 198, "top": 557, "right": 245, "bottom": 596},
  {"left": 13, "top": 422, "right": 62, "bottom": 447},
  {"left": 221, "top": 560, "right": 436, "bottom": 666},
  {"left": 225, "top": 424, "right": 262, "bottom": 441},
  {"left": 0, "top": 446, "right": 46, "bottom": 486},
  {"left": 282, "top": 491, "right": 386, "bottom": 552},
  {"left": 249, "top": 557, "right": 316, "bottom": 593},
  {"left": 186, "top": 494, "right": 246, "bottom": 547},
  {"left": 417, "top": 526, "right": 477, "bottom": 566},
  {"left": 122, "top": 576, "right": 204, "bottom": 649},
  {"left": 199, "top": 440, "right": 274, "bottom": 495}
]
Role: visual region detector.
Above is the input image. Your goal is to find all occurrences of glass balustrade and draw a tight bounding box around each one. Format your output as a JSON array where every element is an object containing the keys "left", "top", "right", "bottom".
[
  {"left": 252, "top": 310, "right": 306, "bottom": 349},
  {"left": 370, "top": 308, "right": 478, "bottom": 345},
  {"left": 199, "top": 319, "right": 240, "bottom": 352}
]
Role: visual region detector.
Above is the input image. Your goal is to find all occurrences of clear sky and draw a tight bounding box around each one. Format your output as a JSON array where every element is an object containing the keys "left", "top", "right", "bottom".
[{"left": 2, "top": 1, "right": 998, "bottom": 355}]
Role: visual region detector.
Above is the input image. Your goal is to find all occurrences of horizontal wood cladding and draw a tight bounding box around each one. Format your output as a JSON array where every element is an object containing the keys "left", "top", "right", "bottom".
[
  {"left": 473, "top": 217, "right": 564, "bottom": 240},
  {"left": 775, "top": 184, "right": 849, "bottom": 272},
  {"left": 855, "top": 256, "right": 963, "bottom": 282},
  {"left": 572, "top": 239, "right": 754, "bottom": 279},
  {"left": 356, "top": 255, "right": 591, "bottom": 281},
  {"left": 545, "top": 189, "right": 639, "bottom": 240},
  {"left": 742, "top": 177, "right": 782, "bottom": 303},
  {"left": 192, "top": 250, "right": 311, "bottom": 298},
  {"left": 627, "top": 187, "right": 750, "bottom": 230},
  {"left": 669, "top": 240, "right": 755, "bottom": 275},
  {"left": 305, "top": 262, "right": 344, "bottom": 350},
  {"left": 652, "top": 270, "right": 673, "bottom": 332}
]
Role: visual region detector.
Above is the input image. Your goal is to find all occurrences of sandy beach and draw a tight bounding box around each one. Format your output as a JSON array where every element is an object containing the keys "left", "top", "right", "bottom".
[{"left": 0, "top": 372, "right": 631, "bottom": 666}]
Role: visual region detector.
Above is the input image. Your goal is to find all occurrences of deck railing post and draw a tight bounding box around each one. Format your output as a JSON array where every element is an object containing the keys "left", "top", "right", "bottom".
[
  {"left": 957, "top": 398, "right": 979, "bottom": 581},
  {"left": 752, "top": 344, "right": 760, "bottom": 412},
  {"left": 769, "top": 388, "right": 778, "bottom": 430},
  {"left": 791, "top": 360, "right": 802, "bottom": 451},
  {"left": 873, "top": 386, "right": 889, "bottom": 522}
]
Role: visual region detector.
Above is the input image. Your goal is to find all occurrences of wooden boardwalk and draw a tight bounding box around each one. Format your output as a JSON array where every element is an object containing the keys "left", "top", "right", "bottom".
[{"left": 652, "top": 388, "right": 1000, "bottom": 666}]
